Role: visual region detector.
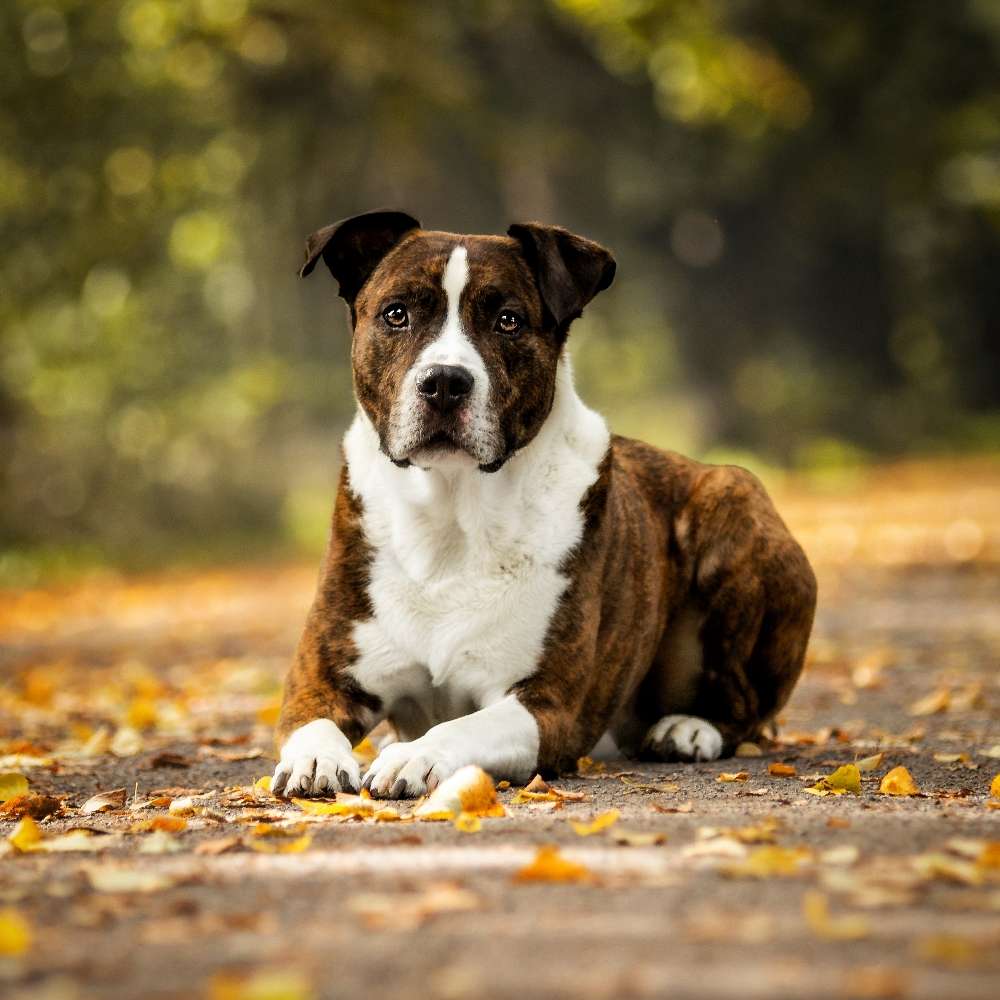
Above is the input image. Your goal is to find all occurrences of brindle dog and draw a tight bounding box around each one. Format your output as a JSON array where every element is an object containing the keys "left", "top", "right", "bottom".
[{"left": 273, "top": 210, "right": 816, "bottom": 799}]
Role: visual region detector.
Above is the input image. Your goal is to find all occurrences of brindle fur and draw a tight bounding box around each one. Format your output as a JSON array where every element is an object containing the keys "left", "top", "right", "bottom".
[{"left": 277, "top": 213, "right": 817, "bottom": 771}]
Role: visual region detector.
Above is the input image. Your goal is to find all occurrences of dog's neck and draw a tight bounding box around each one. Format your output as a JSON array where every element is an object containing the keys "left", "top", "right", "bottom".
[{"left": 343, "top": 358, "right": 609, "bottom": 582}]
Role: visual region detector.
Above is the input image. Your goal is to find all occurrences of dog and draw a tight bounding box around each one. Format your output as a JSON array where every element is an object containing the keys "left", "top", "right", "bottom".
[{"left": 271, "top": 210, "right": 817, "bottom": 799}]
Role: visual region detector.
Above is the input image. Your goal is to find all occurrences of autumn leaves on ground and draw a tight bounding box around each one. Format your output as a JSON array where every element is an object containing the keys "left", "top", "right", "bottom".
[{"left": 1, "top": 461, "right": 999, "bottom": 1000}]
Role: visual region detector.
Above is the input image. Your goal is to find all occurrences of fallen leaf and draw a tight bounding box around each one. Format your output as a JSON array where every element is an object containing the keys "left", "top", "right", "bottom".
[
  {"left": 453, "top": 813, "right": 481, "bottom": 833},
  {"left": 909, "top": 689, "right": 949, "bottom": 716},
  {"left": 351, "top": 736, "right": 379, "bottom": 767},
  {"left": 827, "top": 764, "right": 862, "bottom": 794},
  {"left": 81, "top": 788, "right": 127, "bottom": 815},
  {"left": 41, "top": 830, "right": 107, "bottom": 853},
  {"left": 915, "top": 934, "right": 990, "bottom": 968},
  {"left": 717, "top": 771, "right": 750, "bottom": 783},
  {"left": 990, "top": 773, "right": 1000, "bottom": 798},
  {"left": 802, "top": 890, "right": 870, "bottom": 940},
  {"left": 569, "top": 809, "right": 619, "bottom": 836},
  {"left": 110, "top": 726, "right": 143, "bottom": 756},
  {"left": 933, "top": 752, "right": 970, "bottom": 764},
  {"left": 913, "top": 853, "right": 983, "bottom": 886},
  {"left": 981, "top": 745, "right": 1000, "bottom": 759},
  {"left": 138, "top": 830, "right": 183, "bottom": 854},
  {"left": 0, "top": 793, "right": 62, "bottom": 820},
  {"left": 735, "top": 742, "right": 762, "bottom": 757},
  {"left": 721, "top": 845, "right": 812, "bottom": 878},
  {"left": 652, "top": 800, "right": 693, "bottom": 814},
  {"left": 195, "top": 836, "right": 242, "bottom": 856},
  {"left": 575, "top": 756, "right": 606, "bottom": 776},
  {"left": 514, "top": 845, "right": 594, "bottom": 884},
  {"left": 0, "top": 773, "right": 29, "bottom": 803},
  {"left": 880, "top": 766, "right": 919, "bottom": 796},
  {"left": 87, "top": 867, "right": 175, "bottom": 893},
  {"left": 209, "top": 969, "right": 314, "bottom": 1000},
  {"left": 8, "top": 816, "right": 42, "bottom": 852},
  {"left": 0, "top": 909, "right": 31, "bottom": 956},
  {"left": 133, "top": 815, "right": 187, "bottom": 833},
  {"left": 414, "top": 766, "right": 505, "bottom": 820},
  {"left": 820, "top": 844, "right": 860, "bottom": 866},
  {"left": 768, "top": 763, "right": 796, "bottom": 777},
  {"left": 855, "top": 753, "right": 884, "bottom": 773},
  {"left": 247, "top": 833, "right": 312, "bottom": 854},
  {"left": 620, "top": 776, "right": 679, "bottom": 794},
  {"left": 145, "top": 751, "right": 192, "bottom": 768},
  {"left": 292, "top": 794, "right": 375, "bottom": 818}
]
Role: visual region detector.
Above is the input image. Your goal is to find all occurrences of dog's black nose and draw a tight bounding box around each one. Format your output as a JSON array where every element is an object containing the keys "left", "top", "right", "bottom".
[{"left": 416, "top": 365, "right": 474, "bottom": 414}]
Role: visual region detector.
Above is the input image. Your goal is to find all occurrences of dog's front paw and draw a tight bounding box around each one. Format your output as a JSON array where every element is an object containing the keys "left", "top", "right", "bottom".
[
  {"left": 361, "top": 738, "right": 459, "bottom": 799},
  {"left": 272, "top": 718, "right": 361, "bottom": 797},
  {"left": 642, "top": 714, "right": 723, "bottom": 763}
]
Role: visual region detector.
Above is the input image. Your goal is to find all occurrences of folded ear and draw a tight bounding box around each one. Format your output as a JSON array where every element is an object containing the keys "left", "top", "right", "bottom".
[
  {"left": 300, "top": 210, "right": 421, "bottom": 302},
  {"left": 507, "top": 222, "right": 616, "bottom": 334}
]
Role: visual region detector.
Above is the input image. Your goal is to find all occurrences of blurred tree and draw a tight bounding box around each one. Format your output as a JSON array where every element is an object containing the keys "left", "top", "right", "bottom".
[{"left": 1, "top": 0, "right": 998, "bottom": 578}]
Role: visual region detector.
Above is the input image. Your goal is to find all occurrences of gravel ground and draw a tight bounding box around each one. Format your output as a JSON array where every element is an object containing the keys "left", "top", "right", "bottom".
[{"left": 1, "top": 562, "right": 998, "bottom": 1000}]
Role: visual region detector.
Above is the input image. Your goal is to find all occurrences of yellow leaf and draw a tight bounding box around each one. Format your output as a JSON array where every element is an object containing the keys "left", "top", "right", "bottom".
[
  {"left": 254, "top": 775, "right": 273, "bottom": 795},
  {"left": 454, "top": 812, "right": 481, "bottom": 833},
  {"left": 916, "top": 935, "right": 988, "bottom": 968},
  {"left": 8, "top": 816, "right": 42, "bottom": 852},
  {"left": 722, "top": 845, "right": 812, "bottom": 878},
  {"left": 125, "top": 696, "right": 159, "bottom": 730},
  {"left": 768, "top": 763, "right": 796, "bottom": 777},
  {"left": 514, "top": 845, "right": 594, "bottom": 884},
  {"left": 351, "top": 737, "right": 378, "bottom": 767},
  {"left": 0, "top": 773, "right": 29, "bottom": 803},
  {"left": 247, "top": 834, "right": 312, "bottom": 854},
  {"left": 827, "top": 764, "right": 862, "bottom": 794},
  {"left": 576, "top": 756, "right": 606, "bottom": 776},
  {"left": 569, "top": 809, "right": 619, "bottom": 836},
  {"left": 880, "top": 766, "right": 919, "bottom": 796},
  {"left": 209, "top": 969, "right": 315, "bottom": 1000},
  {"left": 990, "top": 773, "right": 1000, "bottom": 799},
  {"left": 256, "top": 700, "right": 281, "bottom": 727},
  {"left": 802, "top": 890, "right": 870, "bottom": 941},
  {"left": 716, "top": 772, "right": 750, "bottom": 783},
  {"left": 292, "top": 795, "right": 374, "bottom": 818},
  {"left": 909, "top": 688, "right": 949, "bottom": 716},
  {"left": 0, "top": 909, "right": 31, "bottom": 956},
  {"left": 855, "top": 753, "right": 884, "bottom": 773}
]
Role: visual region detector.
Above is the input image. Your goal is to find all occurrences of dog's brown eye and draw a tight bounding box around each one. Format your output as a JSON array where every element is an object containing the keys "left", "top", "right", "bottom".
[
  {"left": 382, "top": 303, "right": 408, "bottom": 328},
  {"left": 495, "top": 309, "right": 521, "bottom": 335}
]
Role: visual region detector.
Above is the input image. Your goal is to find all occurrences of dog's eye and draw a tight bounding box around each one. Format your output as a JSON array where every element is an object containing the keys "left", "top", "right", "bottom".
[
  {"left": 495, "top": 309, "right": 521, "bottom": 335},
  {"left": 382, "top": 303, "right": 408, "bottom": 329}
]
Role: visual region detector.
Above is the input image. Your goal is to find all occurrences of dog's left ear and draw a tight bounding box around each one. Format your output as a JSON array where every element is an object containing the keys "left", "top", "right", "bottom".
[
  {"left": 507, "top": 222, "right": 616, "bottom": 335},
  {"left": 300, "top": 209, "right": 421, "bottom": 303}
]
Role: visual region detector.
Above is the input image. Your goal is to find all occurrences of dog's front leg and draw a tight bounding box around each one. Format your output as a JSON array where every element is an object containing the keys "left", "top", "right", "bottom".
[{"left": 362, "top": 694, "right": 539, "bottom": 799}]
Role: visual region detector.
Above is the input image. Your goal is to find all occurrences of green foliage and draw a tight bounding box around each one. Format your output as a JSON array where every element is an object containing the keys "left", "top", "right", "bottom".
[{"left": 1, "top": 0, "right": 998, "bottom": 578}]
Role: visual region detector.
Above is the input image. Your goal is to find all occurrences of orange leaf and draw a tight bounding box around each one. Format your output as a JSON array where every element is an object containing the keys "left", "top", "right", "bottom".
[
  {"left": 990, "top": 773, "right": 1000, "bottom": 799},
  {"left": 514, "top": 845, "right": 594, "bottom": 884},
  {"left": 768, "top": 763, "right": 796, "bottom": 777},
  {"left": 880, "top": 766, "right": 919, "bottom": 796},
  {"left": 0, "top": 909, "right": 32, "bottom": 957}
]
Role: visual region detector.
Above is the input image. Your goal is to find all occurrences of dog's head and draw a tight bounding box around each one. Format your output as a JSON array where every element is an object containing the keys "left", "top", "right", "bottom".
[{"left": 300, "top": 211, "right": 615, "bottom": 473}]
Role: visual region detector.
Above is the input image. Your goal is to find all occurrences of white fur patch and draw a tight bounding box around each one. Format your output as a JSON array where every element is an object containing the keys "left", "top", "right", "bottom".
[
  {"left": 342, "top": 357, "right": 609, "bottom": 788},
  {"left": 272, "top": 718, "right": 361, "bottom": 797},
  {"left": 388, "top": 245, "right": 500, "bottom": 466},
  {"left": 644, "top": 714, "right": 723, "bottom": 762},
  {"left": 363, "top": 694, "right": 539, "bottom": 797}
]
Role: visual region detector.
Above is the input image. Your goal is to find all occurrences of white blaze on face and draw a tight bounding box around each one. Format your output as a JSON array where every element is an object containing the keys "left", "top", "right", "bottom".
[{"left": 389, "top": 243, "right": 500, "bottom": 467}]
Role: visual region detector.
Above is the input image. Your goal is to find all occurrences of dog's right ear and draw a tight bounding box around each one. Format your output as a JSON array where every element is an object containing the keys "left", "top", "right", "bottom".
[{"left": 299, "top": 210, "right": 421, "bottom": 303}]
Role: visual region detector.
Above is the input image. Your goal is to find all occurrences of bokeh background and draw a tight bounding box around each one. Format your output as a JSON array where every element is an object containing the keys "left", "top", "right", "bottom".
[{"left": 2, "top": 0, "right": 999, "bottom": 583}]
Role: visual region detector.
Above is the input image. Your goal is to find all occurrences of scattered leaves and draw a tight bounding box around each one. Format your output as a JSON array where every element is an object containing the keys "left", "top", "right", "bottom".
[{"left": 716, "top": 771, "right": 749, "bottom": 783}]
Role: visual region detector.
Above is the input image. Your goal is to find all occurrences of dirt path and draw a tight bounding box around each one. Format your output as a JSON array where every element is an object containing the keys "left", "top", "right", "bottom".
[{"left": 1, "top": 560, "right": 999, "bottom": 1000}]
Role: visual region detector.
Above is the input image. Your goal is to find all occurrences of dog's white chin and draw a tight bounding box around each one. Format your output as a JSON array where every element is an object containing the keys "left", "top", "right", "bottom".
[{"left": 409, "top": 446, "right": 480, "bottom": 472}]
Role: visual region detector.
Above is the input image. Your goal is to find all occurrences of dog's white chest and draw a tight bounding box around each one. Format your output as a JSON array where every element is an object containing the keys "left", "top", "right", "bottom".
[{"left": 342, "top": 360, "right": 609, "bottom": 723}]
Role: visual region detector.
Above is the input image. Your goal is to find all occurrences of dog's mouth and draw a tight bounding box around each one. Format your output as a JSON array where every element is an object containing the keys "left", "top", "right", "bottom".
[{"left": 420, "top": 430, "right": 462, "bottom": 452}]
